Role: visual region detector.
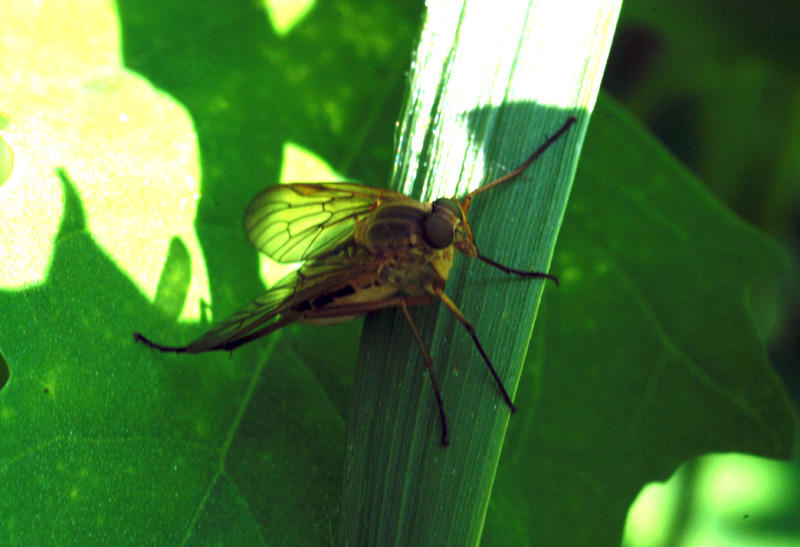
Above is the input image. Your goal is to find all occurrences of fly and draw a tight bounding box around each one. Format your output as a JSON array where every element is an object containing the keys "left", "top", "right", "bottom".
[{"left": 135, "top": 116, "right": 577, "bottom": 446}]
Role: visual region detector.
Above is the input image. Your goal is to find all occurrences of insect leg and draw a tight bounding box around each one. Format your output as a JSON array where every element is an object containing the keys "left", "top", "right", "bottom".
[
  {"left": 433, "top": 287, "right": 518, "bottom": 414},
  {"left": 461, "top": 116, "right": 577, "bottom": 213},
  {"left": 475, "top": 254, "right": 559, "bottom": 286},
  {"left": 133, "top": 332, "right": 189, "bottom": 353},
  {"left": 399, "top": 298, "right": 449, "bottom": 447}
]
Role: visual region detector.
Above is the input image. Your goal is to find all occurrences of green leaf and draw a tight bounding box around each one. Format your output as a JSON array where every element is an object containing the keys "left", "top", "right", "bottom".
[
  {"left": 338, "top": 1, "right": 622, "bottom": 545},
  {"left": 0, "top": 0, "right": 417, "bottom": 544},
  {"left": 1, "top": 0, "right": 794, "bottom": 545},
  {"left": 0, "top": 172, "right": 351, "bottom": 544}
]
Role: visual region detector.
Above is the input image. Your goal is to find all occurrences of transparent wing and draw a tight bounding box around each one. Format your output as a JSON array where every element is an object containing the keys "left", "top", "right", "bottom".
[
  {"left": 186, "top": 248, "right": 371, "bottom": 352},
  {"left": 243, "top": 183, "right": 408, "bottom": 263}
]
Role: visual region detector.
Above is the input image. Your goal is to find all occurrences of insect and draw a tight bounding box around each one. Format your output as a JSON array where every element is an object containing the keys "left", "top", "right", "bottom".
[{"left": 135, "top": 116, "right": 577, "bottom": 446}]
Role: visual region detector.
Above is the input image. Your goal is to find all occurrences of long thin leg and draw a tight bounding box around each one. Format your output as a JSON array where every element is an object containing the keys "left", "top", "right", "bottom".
[
  {"left": 433, "top": 287, "right": 518, "bottom": 414},
  {"left": 134, "top": 332, "right": 189, "bottom": 353},
  {"left": 457, "top": 117, "right": 577, "bottom": 269},
  {"left": 399, "top": 298, "right": 449, "bottom": 446},
  {"left": 463, "top": 116, "right": 577, "bottom": 205},
  {"left": 476, "top": 254, "right": 560, "bottom": 286}
]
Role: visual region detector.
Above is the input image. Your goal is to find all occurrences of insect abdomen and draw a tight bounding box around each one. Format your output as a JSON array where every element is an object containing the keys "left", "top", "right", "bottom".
[{"left": 296, "top": 276, "right": 399, "bottom": 326}]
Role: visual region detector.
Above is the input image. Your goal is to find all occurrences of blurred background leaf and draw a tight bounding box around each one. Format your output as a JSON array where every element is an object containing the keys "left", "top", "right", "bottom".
[
  {"left": 485, "top": 96, "right": 794, "bottom": 545},
  {"left": 601, "top": 2, "right": 800, "bottom": 545}
]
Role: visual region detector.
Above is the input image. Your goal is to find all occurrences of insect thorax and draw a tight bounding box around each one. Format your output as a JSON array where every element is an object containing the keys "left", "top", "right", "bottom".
[
  {"left": 378, "top": 244, "right": 455, "bottom": 294},
  {"left": 353, "top": 201, "right": 455, "bottom": 293},
  {"left": 361, "top": 202, "right": 432, "bottom": 251}
]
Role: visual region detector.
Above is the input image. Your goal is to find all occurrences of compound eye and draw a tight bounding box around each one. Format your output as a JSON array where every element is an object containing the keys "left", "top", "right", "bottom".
[
  {"left": 433, "top": 198, "right": 463, "bottom": 221},
  {"left": 423, "top": 212, "right": 455, "bottom": 249}
]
